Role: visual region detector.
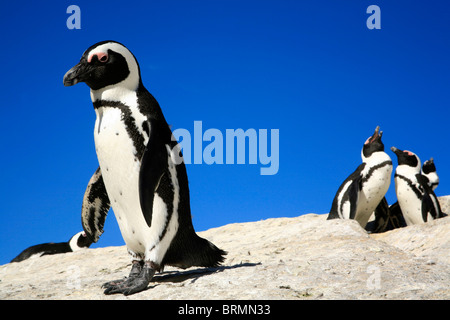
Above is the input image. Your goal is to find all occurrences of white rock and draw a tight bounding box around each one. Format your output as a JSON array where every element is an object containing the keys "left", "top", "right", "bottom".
[{"left": 0, "top": 212, "right": 449, "bottom": 300}]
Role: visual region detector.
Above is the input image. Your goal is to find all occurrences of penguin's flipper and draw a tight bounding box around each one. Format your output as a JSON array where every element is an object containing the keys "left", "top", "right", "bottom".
[
  {"left": 139, "top": 118, "right": 169, "bottom": 228},
  {"left": 81, "top": 167, "right": 111, "bottom": 243},
  {"left": 346, "top": 163, "right": 365, "bottom": 220},
  {"left": 421, "top": 192, "right": 436, "bottom": 222},
  {"left": 347, "top": 175, "right": 362, "bottom": 220}
]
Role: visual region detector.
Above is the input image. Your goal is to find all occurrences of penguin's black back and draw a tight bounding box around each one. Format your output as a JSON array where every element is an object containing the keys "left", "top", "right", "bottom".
[
  {"left": 328, "top": 163, "right": 365, "bottom": 220},
  {"left": 136, "top": 84, "right": 226, "bottom": 269},
  {"left": 11, "top": 242, "right": 71, "bottom": 263},
  {"left": 161, "top": 153, "right": 226, "bottom": 270}
]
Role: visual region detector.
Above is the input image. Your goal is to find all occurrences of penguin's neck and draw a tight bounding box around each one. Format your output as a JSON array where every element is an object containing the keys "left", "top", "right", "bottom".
[
  {"left": 90, "top": 85, "right": 138, "bottom": 108},
  {"left": 363, "top": 150, "right": 391, "bottom": 165},
  {"left": 396, "top": 164, "right": 420, "bottom": 178}
]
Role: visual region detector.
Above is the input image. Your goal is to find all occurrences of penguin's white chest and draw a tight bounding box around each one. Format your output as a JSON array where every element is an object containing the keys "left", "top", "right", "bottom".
[
  {"left": 360, "top": 164, "right": 392, "bottom": 204},
  {"left": 93, "top": 105, "right": 181, "bottom": 264},
  {"left": 426, "top": 172, "right": 439, "bottom": 190},
  {"left": 356, "top": 159, "right": 392, "bottom": 226},
  {"left": 395, "top": 177, "right": 423, "bottom": 225},
  {"left": 93, "top": 107, "right": 149, "bottom": 253}
]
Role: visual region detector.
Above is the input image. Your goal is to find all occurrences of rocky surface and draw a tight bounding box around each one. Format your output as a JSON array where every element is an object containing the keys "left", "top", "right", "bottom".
[{"left": 1, "top": 196, "right": 449, "bottom": 300}]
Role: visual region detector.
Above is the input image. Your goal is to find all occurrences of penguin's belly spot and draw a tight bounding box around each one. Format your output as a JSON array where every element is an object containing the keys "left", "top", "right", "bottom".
[{"left": 361, "top": 170, "right": 390, "bottom": 207}]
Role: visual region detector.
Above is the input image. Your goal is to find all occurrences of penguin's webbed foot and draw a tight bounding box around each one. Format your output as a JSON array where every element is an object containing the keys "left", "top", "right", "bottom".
[
  {"left": 102, "top": 262, "right": 155, "bottom": 296},
  {"left": 102, "top": 260, "right": 142, "bottom": 289}
]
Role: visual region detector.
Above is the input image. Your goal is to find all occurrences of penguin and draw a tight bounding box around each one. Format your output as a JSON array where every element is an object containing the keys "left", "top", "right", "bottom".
[
  {"left": 63, "top": 41, "right": 226, "bottom": 295},
  {"left": 327, "top": 126, "right": 393, "bottom": 228},
  {"left": 365, "top": 198, "right": 406, "bottom": 233},
  {"left": 387, "top": 157, "right": 440, "bottom": 227},
  {"left": 10, "top": 231, "right": 92, "bottom": 263},
  {"left": 391, "top": 147, "right": 445, "bottom": 225},
  {"left": 422, "top": 158, "right": 439, "bottom": 191}
]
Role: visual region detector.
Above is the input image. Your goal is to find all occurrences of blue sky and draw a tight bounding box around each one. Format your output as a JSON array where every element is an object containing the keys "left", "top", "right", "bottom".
[{"left": 1, "top": 1, "right": 449, "bottom": 265}]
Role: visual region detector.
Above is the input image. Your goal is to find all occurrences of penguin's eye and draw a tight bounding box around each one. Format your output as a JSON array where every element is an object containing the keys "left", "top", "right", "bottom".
[
  {"left": 88, "top": 52, "right": 109, "bottom": 64},
  {"left": 99, "top": 54, "right": 108, "bottom": 63}
]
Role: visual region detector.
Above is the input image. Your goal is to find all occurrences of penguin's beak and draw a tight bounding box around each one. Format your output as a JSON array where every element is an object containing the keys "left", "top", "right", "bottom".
[
  {"left": 368, "top": 126, "right": 382, "bottom": 142},
  {"left": 63, "top": 60, "right": 90, "bottom": 86},
  {"left": 391, "top": 146, "right": 402, "bottom": 155},
  {"left": 373, "top": 126, "right": 382, "bottom": 138}
]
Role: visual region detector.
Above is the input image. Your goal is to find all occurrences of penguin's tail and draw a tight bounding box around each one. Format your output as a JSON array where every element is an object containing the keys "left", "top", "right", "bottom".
[{"left": 162, "top": 228, "right": 227, "bottom": 269}]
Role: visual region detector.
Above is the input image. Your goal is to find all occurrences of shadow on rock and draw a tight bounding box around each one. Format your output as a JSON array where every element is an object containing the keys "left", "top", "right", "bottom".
[{"left": 152, "top": 262, "right": 261, "bottom": 284}]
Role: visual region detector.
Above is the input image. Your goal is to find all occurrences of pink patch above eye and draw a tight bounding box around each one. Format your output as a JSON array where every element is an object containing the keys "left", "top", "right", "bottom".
[
  {"left": 405, "top": 150, "right": 413, "bottom": 156},
  {"left": 88, "top": 52, "right": 108, "bottom": 63}
]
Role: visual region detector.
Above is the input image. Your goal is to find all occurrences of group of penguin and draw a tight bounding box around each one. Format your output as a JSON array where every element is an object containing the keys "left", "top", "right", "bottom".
[
  {"left": 8, "top": 41, "right": 448, "bottom": 296},
  {"left": 328, "top": 126, "right": 447, "bottom": 233}
]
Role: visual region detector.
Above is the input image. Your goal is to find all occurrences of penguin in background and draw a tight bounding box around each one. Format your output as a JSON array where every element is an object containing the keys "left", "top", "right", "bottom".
[
  {"left": 328, "top": 126, "right": 393, "bottom": 229},
  {"left": 11, "top": 231, "right": 92, "bottom": 263},
  {"left": 391, "top": 147, "right": 446, "bottom": 225},
  {"left": 365, "top": 197, "right": 406, "bottom": 233},
  {"left": 64, "top": 41, "right": 226, "bottom": 295},
  {"left": 422, "top": 158, "right": 439, "bottom": 191}
]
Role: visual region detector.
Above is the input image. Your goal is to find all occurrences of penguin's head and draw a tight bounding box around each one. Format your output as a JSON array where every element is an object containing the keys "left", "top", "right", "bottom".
[
  {"left": 422, "top": 158, "right": 436, "bottom": 174},
  {"left": 362, "top": 126, "right": 385, "bottom": 160},
  {"left": 63, "top": 41, "right": 141, "bottom": 91},
  {"left": 69, "top": 231, "right": 93, "bottom": 251},
  {"left": 390, "top": 147, "right": 421, "bottom": 171}
]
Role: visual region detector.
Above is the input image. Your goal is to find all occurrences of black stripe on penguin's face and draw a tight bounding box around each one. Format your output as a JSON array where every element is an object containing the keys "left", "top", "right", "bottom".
[
  {"left": 85, "top": 49, "right": 130, "bottom": 90},
  {"left": 390, "top": 147, "right": 419, "bottom": 168},
  {"left": 362, "top": 126, "right": 385, "bottom": 158},
  {"left": 422, "top": 159, "right": 436, "bottom": 174},
  {"left": 64, "top": 45, "right": 130, "bottom": 90}
]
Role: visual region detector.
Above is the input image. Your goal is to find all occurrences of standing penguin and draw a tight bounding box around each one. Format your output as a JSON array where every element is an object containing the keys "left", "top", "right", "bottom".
[
  {"left": 328, "top": 126, "right": 393, "bottom": 228},
  {"left": 63, "top": 41, "right": 226, "bottom": 295},
  {"left": 388, "top": 157, "right": 440, "bottom": 225},
  {"left": 11, "top": 231, "right": 92, "bottom": 263},
  {"left": 391, "top": 147, "right": 445, "bottom": 225}
]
